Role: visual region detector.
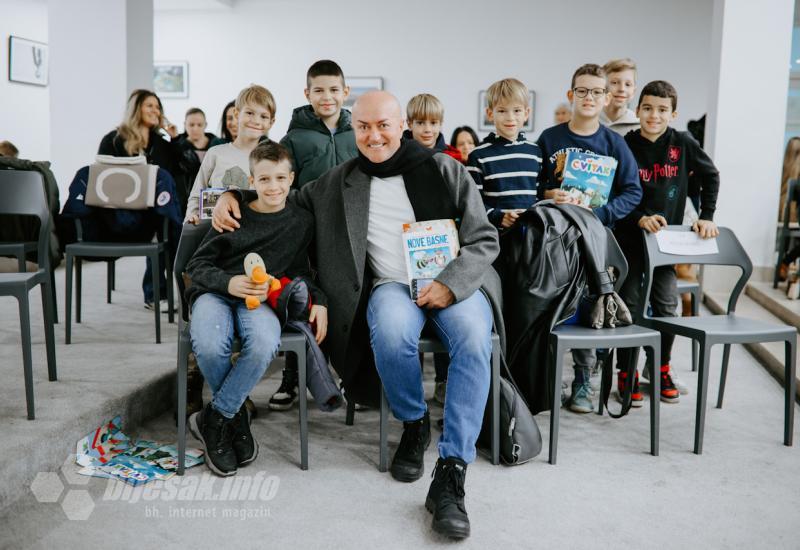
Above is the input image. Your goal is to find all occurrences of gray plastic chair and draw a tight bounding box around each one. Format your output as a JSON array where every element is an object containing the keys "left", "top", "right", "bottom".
[
  {"left": 0, "top": 170, "right": 57, "bottom": 419},
  {"left": 774, "top": 179, "right": 800, "bottom": 288},
  {"left": 173, "top": 222, "right": 310, "bottom": 473},
  {"left": 548, "top": 227, "right": 661, "bottom": 465},
  {"left": 677, "top": 278, "right": 700, "bottom": 371},
  {"left": 642, "top": 226, "right": 796, "bottom": 454},
  {"left": 64, "top": 215, "right": 174, "bottom": 344},
  {"left": 0, "top": 241, "right": 58, "bottom": 323}
]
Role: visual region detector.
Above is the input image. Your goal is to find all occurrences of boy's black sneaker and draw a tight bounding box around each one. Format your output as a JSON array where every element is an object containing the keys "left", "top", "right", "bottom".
[
  {"left": 232, "top": 404, "right": 258, "bottom": 466},
  {"left": 390, "top": 412, "right": 430, "bottom": 482},
  {"left": 425, "top": 457, "right": 470, "bottom": 539},
  {"left": 189, "top": 404, "right": 237, "bottom": 477},
  {"left": 269, "top": 366, "right": 298, "bottom": 411}
]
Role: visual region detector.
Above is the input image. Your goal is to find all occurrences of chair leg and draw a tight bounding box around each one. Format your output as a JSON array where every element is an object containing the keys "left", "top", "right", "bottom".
[
  {"left": 691, "top": 291, "right": 699, "bottom": 372},
  {"left": 648, "top": 342, "right": 660, "bottom": 457},
  {"left": 75, "top": 258, "right": 82, "bottom": 324},
  {"left": 110, "top": 260, "right": 116, "bottom": 290},
  {"left": 65, "top": 253, "right": 73, "bottom": 345},
  {"left": 17, "top": 293, "right": 35, "bottom": 420},
  {"left": 49, "top": 268, "right": 58, "bottom": 324},
  {"left": 716, "top": 344, "right": 732, "bottom": 409},
  {"left": 151, "top": 252, "right": 161, "bottom": 344},
  {"left": 694, "top": 341, "right": 713, "bottom": 455},
  {"left": 785, "top": 338, "right": 796, "bottom": 447},
  {"left": 41, "top": 280, "right": 57, "bottom": 381},
  {"left": 297, "top": 347, "right": 309, "bottom": 471},
  {"left": 345, "top": 397, "right": 355, "bottom": 426},
  {"left": 549, "top": 338, "right": 563, "bottom": 465},
  {"left": 177, "top": 337, "right": 188, "bottom": 476},
  {"left": 379, "top": 386, "right": 388, "bottom": 472},
  {"left": 106, "top": 261, "right": 113, "bottom": 303},
  {"left": 166, "top": 252, "right": 175, "bottom": 324},
  {"left": 491, "top": 338, "right": 500, "bottom": 466}
]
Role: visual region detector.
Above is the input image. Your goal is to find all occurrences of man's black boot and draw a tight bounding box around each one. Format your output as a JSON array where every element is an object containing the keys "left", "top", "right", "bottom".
[
  {"left": 189, "top": 404, "right": 238, "bottom": 476},
  {"left": 390, "top": 411, "right": 431, "bottom": 482},
  {"left": 425, "top": 457, "right": 470, "bottom": 539},
  {"left": 231, "top": 403, "right": 259, "bottom": 466}
]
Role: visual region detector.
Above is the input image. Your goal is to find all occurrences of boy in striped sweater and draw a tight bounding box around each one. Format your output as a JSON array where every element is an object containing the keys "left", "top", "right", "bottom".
[{"left": 467, "top": 78, "right": 541, "bottom": 231}]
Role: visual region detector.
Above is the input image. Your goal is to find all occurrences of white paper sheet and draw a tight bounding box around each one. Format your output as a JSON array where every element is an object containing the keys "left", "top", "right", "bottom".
[{"left": 655, "top": 231, "right": 718, "bottom": 255}]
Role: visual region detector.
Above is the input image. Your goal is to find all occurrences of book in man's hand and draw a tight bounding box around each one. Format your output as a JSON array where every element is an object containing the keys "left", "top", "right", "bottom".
[
  {"left": 559, "top": 151, "right": 617, "bottom": 209},
  {"left": 402, "top": 219, "right": 460, "bottom": 300}
]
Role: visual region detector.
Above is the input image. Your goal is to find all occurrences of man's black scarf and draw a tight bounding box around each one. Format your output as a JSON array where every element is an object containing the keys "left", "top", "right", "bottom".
[{"left": 356, "top": 138, "right": 458, "bottom": 222}]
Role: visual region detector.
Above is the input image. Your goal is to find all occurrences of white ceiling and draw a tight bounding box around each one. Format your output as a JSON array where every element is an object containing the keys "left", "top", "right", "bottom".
[{"left": 154, "top": 0, "right": 234, "bottom": 11}]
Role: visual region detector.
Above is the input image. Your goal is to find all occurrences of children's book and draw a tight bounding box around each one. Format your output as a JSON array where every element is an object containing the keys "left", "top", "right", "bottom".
[
  {"left": 402, "top": 219, "right": 460, "bottom": 300},
  {"left": 559, "top": 151, "right": 617, "bottom": 209},
  {"left": 200, "top": 187, "right": 225, "bottom": 220}
]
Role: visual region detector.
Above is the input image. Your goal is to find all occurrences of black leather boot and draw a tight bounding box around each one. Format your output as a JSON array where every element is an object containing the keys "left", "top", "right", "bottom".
[
  {"left": 390, "top": 411, "right": 430, "bottom": 482},
  {"left": 231, "top": 403, "right": 258, "bottom": 466},
  {"left": 425, "top": 457, "right": 470, "bottom": 539},
  {"left": 189, "top": 404, "right": 238, "bottom": 477}
]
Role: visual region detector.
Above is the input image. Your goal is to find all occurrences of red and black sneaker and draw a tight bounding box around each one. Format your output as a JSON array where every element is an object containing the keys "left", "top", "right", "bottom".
[
  {"left": 660, "top": 365, "right": 680, "bottom": 403},
  {"left": 617, "top": 370, "right": 644, "bottom": 408}
]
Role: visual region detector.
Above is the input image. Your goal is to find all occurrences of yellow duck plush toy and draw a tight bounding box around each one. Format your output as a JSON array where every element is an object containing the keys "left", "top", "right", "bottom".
[{"left": 243, "top": 252, "right": 282, "bottom": 309}]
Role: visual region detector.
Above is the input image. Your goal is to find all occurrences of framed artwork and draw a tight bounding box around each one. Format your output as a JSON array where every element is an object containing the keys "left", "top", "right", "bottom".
[
  {"left": 344, "top": 76, "right": 384, "bottom": 109},
  {"left": 153, "top": 61, "right": 189, "bottom": 98},
  {"left": 478, "top": 90, "right": 536, "bottom": 134},
  {"left": 8, "top": 36, "right": 48, "bottom": 86}
]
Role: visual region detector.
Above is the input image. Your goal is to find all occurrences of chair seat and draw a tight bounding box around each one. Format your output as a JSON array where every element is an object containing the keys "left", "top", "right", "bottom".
[
  {"left": 551, "top": 323, "right": 660, "bottom": 346},
  {"left": 676, "top": 280, "right": 699, "bottom": 292},
  {"left": 66, "top": 241, "right": 162, "bottom": 257},
  {"left": 0, "top": 270, "right": 47, "bottom": 290},
  {"left": 649, "top": 314, "right": 795, "bottom": 341}
]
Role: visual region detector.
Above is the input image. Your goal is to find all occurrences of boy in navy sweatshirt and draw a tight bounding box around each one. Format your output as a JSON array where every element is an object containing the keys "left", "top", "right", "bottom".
[
  {"left": 615, "top": 80, "right": 720, "bottom": 406},
  {"left": 537, "top": 63, "right": 642, "bottom": 414}
]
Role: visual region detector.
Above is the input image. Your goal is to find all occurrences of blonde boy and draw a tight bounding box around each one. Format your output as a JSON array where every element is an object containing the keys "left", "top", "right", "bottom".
[
  {"left": 467, "top": 78, "right": 541, "bottom": 229},
  {"left": 600, "top": 58, "right": 640, "bottom": 135},
  {"left": 185, "top": 85, "right": 276, "bottom": 223}
]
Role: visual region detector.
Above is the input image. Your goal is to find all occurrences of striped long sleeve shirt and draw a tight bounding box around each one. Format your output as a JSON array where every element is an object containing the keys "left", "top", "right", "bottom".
[{"left": 466, "top": 132, "right": 542, "bottom": 227}]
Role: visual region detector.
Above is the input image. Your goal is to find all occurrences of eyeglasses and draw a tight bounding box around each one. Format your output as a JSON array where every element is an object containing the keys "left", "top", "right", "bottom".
[{"left": 572, "top": 87, "right": 608, "bottom": 99}]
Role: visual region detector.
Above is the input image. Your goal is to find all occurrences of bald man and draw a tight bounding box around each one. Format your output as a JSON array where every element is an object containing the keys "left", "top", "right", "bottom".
[{"left": 213, "top": 91, "right": 502, "bottom": 539}]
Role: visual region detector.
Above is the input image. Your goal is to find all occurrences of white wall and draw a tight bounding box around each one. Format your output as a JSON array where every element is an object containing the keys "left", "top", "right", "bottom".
[
  {"left": 153, "top": 0, "right": 714, "bottom": 142},
  {"left": 705, "top": 0, "right": 794, "bottom": 273},
  {"left": 0, "top": 0, "right": 49, "bottom": 162}
]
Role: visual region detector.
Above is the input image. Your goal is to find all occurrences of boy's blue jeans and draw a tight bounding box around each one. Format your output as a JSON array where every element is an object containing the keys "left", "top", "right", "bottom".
[
  {"left": 367, "top": 282, "right": 492, "bottom": 463},
  {"left": 190, "top": 293, "right": 281, "bottom": 418}
]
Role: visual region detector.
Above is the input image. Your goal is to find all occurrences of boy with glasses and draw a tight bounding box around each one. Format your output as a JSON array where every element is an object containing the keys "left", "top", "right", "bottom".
[{"left": 537, "top": 63, "right": 641, "bottom": 414}]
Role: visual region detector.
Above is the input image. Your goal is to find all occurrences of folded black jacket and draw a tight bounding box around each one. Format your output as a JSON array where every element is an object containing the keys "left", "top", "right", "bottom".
[{"left": 504, "top": 201, "right": 611, "bottom": 413}]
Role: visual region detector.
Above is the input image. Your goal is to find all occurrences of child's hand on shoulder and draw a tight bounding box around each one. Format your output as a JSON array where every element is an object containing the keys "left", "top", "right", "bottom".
[
  {"left": 309, "top": 305, "right": 327, "bottom": 344},
  {"left": 693, "top": 219, "right": 719, "bottom": 239},
  {"left": 228, "top": 275, "right": 267, "bottom": 299},
  {"left": 638, "top": 214, "right": 667, "bottom": 234},
  {"left": 187, "top": 214, "right": 200, "bottom": 225}
]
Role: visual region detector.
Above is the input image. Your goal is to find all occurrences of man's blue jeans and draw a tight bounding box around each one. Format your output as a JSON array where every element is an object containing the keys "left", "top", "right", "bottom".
[
  {"left": 367, "top": 282, "right": 492, "bottom": 463},
  {"left": 190, "top": 293, "right": 281, "bottom": 418}
]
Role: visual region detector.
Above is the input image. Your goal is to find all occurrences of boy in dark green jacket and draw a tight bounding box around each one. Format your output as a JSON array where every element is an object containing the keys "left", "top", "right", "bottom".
[
  {"left": 271, "top": 59, "right": 358, "bottom": 410},
  {"left": 279, "top": 60, "right": 359, "bottom": 189}
]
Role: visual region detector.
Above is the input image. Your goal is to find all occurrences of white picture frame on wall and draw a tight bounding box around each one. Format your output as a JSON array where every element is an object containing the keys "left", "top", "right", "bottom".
[
  {"left": 8, "top": 36, "right": 48, "bottom": 87},
  {"left": 153, "top": 61, "right": 189, "bottom": 98},
  {"left": 478, "top": 89, "right": 536, "bottom": 133},
  {"left": 344, "top": 76, "right": 384, "bottom": 109}
]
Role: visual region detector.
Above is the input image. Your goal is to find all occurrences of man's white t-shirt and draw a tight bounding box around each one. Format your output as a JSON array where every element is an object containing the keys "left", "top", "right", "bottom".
[{"left": 366, "top": 175, "right": 415, "bottom": 287}]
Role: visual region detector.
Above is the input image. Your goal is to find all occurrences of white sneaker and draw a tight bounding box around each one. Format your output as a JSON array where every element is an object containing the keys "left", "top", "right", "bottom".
[{"left": 670, "top": 368, "right": 690, "bottom": 395}]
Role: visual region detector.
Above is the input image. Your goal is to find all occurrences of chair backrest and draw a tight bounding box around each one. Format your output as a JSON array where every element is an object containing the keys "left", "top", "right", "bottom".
[
  {"left": 642, "top": 225, "right": 751, "bottom": 315},
  {"left": 604, "top": 227, "right": 628, "bottom": 292},
  {"left": 174, "top": 221, "right": 212, "bottom": 321},
  {"left": 782, "top": 179, "right": 798, "bottom": 230},
  {"left": 0, "top": 170, "right": 51, "bottom": 269}
]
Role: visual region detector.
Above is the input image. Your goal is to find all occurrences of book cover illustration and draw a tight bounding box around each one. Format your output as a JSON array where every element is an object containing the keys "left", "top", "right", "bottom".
[
  {"left": 559, "top": 151, "right": 617, "bottom": 209},
  {"left": 402, "top": 219, "right": 460, "bottom": 300},
  {"left": 200, "top": 187, "right": 226, "bottom": 220}
]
